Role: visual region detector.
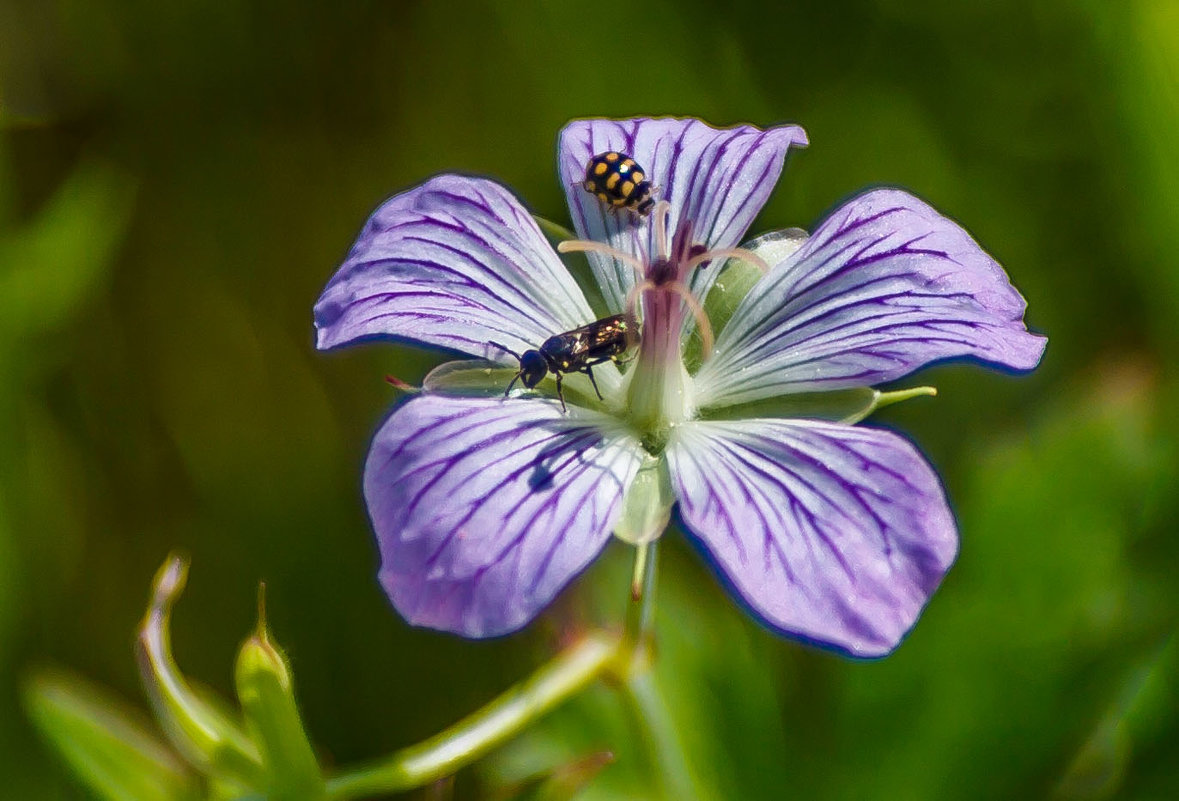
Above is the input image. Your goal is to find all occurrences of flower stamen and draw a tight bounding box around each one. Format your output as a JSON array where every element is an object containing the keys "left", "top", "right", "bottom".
[
  {"left": 681, "top": 247, "right": 770, "bottom": 276},
  {"left": 556, "top": 240, "right": 645, "bottom": 279},
  {"left": 653, "top": 200, "right": 672, "bottom": 261},
  {"left": 625, "top": 279, "right": 715, "bottom": 360}
]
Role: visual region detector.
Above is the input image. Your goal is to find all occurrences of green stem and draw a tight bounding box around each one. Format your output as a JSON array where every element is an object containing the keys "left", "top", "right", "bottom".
[
  {"left": 622, "top": 671, "right": 697, "bottom": 801},
  {"left": 324, "top": 633, "right": 619, "bottom": 799},
  {"left": 324, "top": 543, "right": 677, "bottom": 800},
  {"left": 623, "top": 541, "right": 657, "bottom": 654},
  {"left": 619, "top": 541, "right": 697, "bottom": 799}
]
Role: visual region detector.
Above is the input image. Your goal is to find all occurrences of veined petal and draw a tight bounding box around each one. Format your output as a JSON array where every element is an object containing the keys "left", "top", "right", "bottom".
[
  {"left": 694, "top": 190, "right": 1048, "bottom": 408},
  {"left": 315, "top": 175, "right": 595, "bottom": 359},
  {"left": 558, "top": 118, "right": 808, "bottom": 312},
  {"left": 667, "top": 418, "right": 957, "bottom": 657},
  {"left": 366, "top": 395, "right": 645, "bottom": 638}
]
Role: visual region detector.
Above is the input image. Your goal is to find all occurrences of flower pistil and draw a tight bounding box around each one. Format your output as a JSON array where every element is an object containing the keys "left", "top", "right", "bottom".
[{"left": 557, "top": 200, "right": 768, "bottom": 436}]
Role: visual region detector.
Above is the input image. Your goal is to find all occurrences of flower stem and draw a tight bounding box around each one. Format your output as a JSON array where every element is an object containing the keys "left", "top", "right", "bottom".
[
  {"left": 324, "top": 544, "right": 680, "bottom": 800},
  {"left": 623, "top": 541, "right": 657, "bottom": 658},
  {"left": 619, "top": 541, "right": 698, "bottom": 799},
  {"left": 622, "top": 671, "right": 698, "bottom": 801},
  {"left": 324, "top": 632, "right": 619, "bottom": 799}
]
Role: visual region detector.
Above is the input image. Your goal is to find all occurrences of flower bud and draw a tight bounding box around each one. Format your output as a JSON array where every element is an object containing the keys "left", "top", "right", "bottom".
[
  {"left": 234, "top": 586, "right": 325, "bottom": 800},
  {"left": 613, "top": 454, "right": 674, "bottom": 547},
  {"left": 136, "top": 554, "right": 263, "bottom": 789}
]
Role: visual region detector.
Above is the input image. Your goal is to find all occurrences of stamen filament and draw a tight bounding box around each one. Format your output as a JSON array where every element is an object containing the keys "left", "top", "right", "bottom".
[
  {"left": 557, "top": 240, "right": 645, "bottom": 279},
  {"left": 652, "top": 201, "right": 672, "bottom": 261},
  {"left": 625, "top": 280, "right": 715, "bottom": 361},
  {"left": 681, "top": 247, "right": 770, "bottom": 275}
]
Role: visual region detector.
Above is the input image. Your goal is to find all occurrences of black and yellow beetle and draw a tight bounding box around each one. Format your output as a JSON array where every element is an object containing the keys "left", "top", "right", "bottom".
[
  {"left": 490, "top": 314, "right": 638, "bottom": 411},
  {"left": 582, "top": 152, "right": 656, "bottom": 215}
]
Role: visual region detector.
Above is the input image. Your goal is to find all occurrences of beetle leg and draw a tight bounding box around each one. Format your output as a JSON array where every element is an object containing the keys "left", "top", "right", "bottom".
[
  {"left": 583, "top": 366, "right": 603, "bottom": 401},
  {"left": 554, "top": 373, "right": 567, "bottom": 413}
]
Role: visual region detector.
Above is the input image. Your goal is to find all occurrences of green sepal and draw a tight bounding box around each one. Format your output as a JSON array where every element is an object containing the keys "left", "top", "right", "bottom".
[
  {"left": 235, "top": 587, "right": 326, "bottom": 800},
  {"left": 613, "top": 454, "right": 674, "bottom": 546},
  {"left": 136, "top": 554, "right": 264, "bottom": 789},
  {"left": 842, "top": 385, "right": 939, "bottom": 424},
  {"left": 423, "top": 359, "right": 618, "bottom": 413},
  {"left": 423, "top": 359, "right": 516, "bottom": 397},
  {"left": 534, "top": 214, "right": 611, "bottom": 319},
  {"left": 686, "top": 228, "right": 809, "bottom": 370},
  {"left": 699, "top": 385, "right": 937, "bottom": 424},
  {"left": 23, "top": 667, "right": 200, "bottom": 801}
]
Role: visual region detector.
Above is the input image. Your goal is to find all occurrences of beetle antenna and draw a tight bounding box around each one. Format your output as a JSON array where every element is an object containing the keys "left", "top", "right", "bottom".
[{"left": 487, "top": 341, "right": 521, "bottom": 362}]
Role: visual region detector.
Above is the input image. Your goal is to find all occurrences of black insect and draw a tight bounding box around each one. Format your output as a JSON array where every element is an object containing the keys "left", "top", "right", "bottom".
[
  {"left": 582, "top": 151, "right": 656, "bottom": 215},
  {"left": 491, "top": 315, "right": 638, "bottom": 411}
]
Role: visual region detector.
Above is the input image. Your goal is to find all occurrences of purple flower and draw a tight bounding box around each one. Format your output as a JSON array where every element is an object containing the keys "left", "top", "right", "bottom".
[{"left": 315, "top": 117, "right": 1046, "bottom": 657}]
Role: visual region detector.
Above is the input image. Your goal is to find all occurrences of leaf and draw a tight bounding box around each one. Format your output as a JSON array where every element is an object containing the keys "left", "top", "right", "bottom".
[
  {"left": 23, "top": 667, "right": 199, "bottom": 801},
  {"left": 0, "top": 158, "right": 135, "bottom": 342}
]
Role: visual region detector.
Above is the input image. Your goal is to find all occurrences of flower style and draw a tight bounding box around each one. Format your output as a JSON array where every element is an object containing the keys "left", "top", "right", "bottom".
[{"left": 314, "top": 117, "right": 1046, "bottom": 657}]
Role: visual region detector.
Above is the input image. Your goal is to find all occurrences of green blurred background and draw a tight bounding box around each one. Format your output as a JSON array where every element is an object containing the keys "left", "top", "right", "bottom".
[{"left": 2, "top": 0, "right": 1176, "bottom": 798}]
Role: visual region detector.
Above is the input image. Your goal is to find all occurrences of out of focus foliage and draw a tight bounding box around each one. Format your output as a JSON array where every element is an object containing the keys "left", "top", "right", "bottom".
[{"left": 1, "top": 0, "right": 1175, "bottom": 798}]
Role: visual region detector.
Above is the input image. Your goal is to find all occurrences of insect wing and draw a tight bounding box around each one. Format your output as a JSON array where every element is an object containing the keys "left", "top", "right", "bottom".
[
  {"left": 540, "top": 328, "right": 592, "bottom": 371},
  {"left": 583, "top": 315, "right": 631, "bottom": 361}
]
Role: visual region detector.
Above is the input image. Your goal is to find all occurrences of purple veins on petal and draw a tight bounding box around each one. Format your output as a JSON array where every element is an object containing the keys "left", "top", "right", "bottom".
[
  {"left": 694, "top": 189, "right": 1048, "bottom": 408},
  {"left": 557, "top": 117, "right": 808, "bottom": 314},
  {"left": 667, "top": 417, "right": 957, "bottom": 657},
  {"left": 314, "top": 174, "right": 595, "bottom": 359},
  {"left": 366, "top": 395, "right": 645, "bottom": 638}
]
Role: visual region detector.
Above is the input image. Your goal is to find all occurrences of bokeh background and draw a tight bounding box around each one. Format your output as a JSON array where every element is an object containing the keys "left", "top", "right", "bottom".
[{"left": 2, "top": 0, "right": 1176, "bottom": 798}]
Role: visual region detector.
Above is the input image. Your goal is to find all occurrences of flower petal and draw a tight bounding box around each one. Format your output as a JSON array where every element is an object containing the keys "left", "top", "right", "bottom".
[
  {"left": 694, "top": 189, "right": 1048, "bottom": 408},
  {"left": 315, "top": 175, "right": 595, "bottom": 358},
  {"left": 667, "top": 418, "right": 957, "bottom": 657},
  {"left": 366, "top": 395, "right": 644, "bottom": 638},
  {"left": 558, "top": 118, "right": 808, "bottom": 312}
]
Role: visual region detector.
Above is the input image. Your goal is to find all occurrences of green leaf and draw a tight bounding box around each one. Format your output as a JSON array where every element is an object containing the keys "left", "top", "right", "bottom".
[
  {"left": 0, "top": 158, "right": 135, "bottom": 342},
  {"left": 1055, "top": 634, "right": 1178, "bottom": 799},
  {"left": 23, "top": 667, "right": 199, "bottom": 801}
]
